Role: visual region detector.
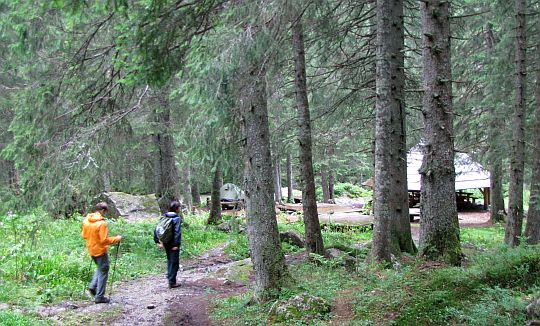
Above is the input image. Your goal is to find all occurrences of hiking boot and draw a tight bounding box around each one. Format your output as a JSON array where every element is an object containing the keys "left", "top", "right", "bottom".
[
  {"left": 168, "top": 283, "right": 181, "bottom": 289},
  {"left": 87, "top": 288, "right": 96, "bottom": 296},
  {"left": 95, "top": 297, "right": 110, "bottom": 304}
]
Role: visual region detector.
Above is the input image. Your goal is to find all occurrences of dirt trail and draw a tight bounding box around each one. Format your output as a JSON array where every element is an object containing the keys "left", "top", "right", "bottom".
[{"left": 39, "top": 245, "right": 248, "bottom": 326}]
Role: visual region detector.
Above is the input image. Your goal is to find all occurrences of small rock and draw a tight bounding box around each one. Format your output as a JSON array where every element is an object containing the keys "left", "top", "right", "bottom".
[
  {"left": 0, "top": 303, "right": 9, "bottom": 311},
  {"left": 269, "top": 293, "right": 330, "bottom": 323},
  {"left": 527, "top": 298, "right": 540, "bottom": 320},
  {"left": 223, "top": 279, "right": 233, "bottom": 286},
  {"left": 216, "top": 222, "right": 231, "bottom": 233},
  {"left": 147, "top": 304, "right": 156, "bottom": 309},
  {"left": 279, "top": 231, "right": 305, "bottom": 247}
]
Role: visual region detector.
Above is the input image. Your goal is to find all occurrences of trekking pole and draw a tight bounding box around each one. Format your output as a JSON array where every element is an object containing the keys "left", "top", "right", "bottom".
[{"left": 109, "top": 242, "right": 121, "bottom": 298}]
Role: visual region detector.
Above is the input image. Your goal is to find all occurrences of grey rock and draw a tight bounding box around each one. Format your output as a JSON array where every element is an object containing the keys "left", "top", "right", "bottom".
[
  {"left": 324, "top": 248, "right": 356, "bottom": 272},
  {"left": 94, "top": 192, "right": 161, "bottom": 221},
  {"left": 216, "top": 222, "right": 231, "bottom": 233},
  {"left": 269, "top": 293, "right": 331, "bottom": 323},
  {"left": 527, "top": 298, "right": 540, "bottom": 320},
  {"left": 279, "top": 231, "right": 305, "bottom": 247}
]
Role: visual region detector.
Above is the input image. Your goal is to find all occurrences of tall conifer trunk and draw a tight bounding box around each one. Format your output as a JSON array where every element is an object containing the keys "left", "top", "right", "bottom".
[
  {"left": 287, "top": 152, "right": 294, "bottom": 203},
  {"left": 506, "top": 0, "right": 527, "bottom": 247},
  {"left": 181, "top": 166, "right": 193, "bottom": 211},
  {"left": 191, "top": 171, "right": 202, "bottom": 207},
  {"left": 292, "top": 17, "right": 324, "bottom": 255},
  {"left": 418, "top": 0, "right": 461, "bottom": 265},
  {"left": 484, "top": 25, "right": 506, "bottom": 223},
  {"left": 240, "top": 60, "right": 291, "bottom": 299},
  {"left": 372, "top": 0, "right": 415, "bottom": 262},
  {"left": 273, "top": 152, "right": 283, "bottom": 203},
  {"left": 153, "top": 96, "right": 180, "bottom": 214},
  {"left": 207, "top": 165, "right": 222, "bottom": 225},
  {"left": 525, "top": 0, "right": 540, "bottom": 245}
]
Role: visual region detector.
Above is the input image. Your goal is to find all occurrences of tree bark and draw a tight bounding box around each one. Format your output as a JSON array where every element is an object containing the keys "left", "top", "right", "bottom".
[
  {"left": 505, "top": 0, "right": 527, "bottom": 247},
  {"left": 207, "top": 164, "right": 222, "bottom": 225},
  {"left": 181, "top": 166, "right": 193, "bottom": 211},
  {"left": 418, "top": 0, "right": 461, "bottom": 265},
  {"left": 484, "top": 24, "right": 506, "bottom": 223},
  {"left": 292, "top": 17, "right": 325, "bottom": 255},
  {"left": 190, "top": 171, "right": 202, "bottom": 207},
  {"left": 321, "top": 165, "right": 330, "bottom": 203},
  {"left": 525, "top": 0, "right": 540, "bottom": 245},
  {"left": 327, "top": 146, "right": 335, "bottom": 201},
  {"left": 238, "top": 31, "right": 290, "bottom": 300},
  {"left": 372, "top": 0, "right": 415, "bottom": 263},
  {"left": 273, "top": 152, "right": 283, "bottom": 203},
  {"left": 287, "top": 152, "right": 294, "bottom": 203},
  {"left": 153, "top": 97, "right": 180, "bottom": 214}
]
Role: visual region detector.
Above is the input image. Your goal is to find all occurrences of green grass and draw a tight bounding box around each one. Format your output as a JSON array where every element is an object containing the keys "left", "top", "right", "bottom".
[
  {"left": 0, "top": 310, "right": 47, "bottom": 326},
  {"left": 211, "top": 226, "right": 539, "bottom": 325},
  {"left": 0, "top": 211, "right": 228, "bottom": 309}
]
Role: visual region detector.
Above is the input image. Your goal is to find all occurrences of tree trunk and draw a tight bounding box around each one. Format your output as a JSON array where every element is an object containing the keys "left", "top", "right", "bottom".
[
  {"left": 153, "top": 97, "right": 180, "bottom": 214},
  {"left": 181, "top": 166, "right": 193, "bottom": 211},
  {"left": 273, "top": 153, "right": 282, "bottom": 203},
  {"left": 292, "top": 17, "right": 325, "bottom": 255},
  {"left": 207, "top": 164, "right": 222, "bottom": 225},
  {"left": 525, "top": 0, "right": 540, "bottom": 245},
  {"left": 328, "top": 171, "right": 335, "bottom": 201},
  {"left": 321, "top": 165, "right": 330, "bottom": 203},
  {"left": 418, "top": 0, "right": 461, "bottom": 265},
  {"left": 239, "top": 60, "right": 291, "bottom": 300},
  {"left": 327, "top": 146, "right": 335, "bottom": 201},
  {"left": 191, "top": 171, "right": 202, "bottom": 207},
  {"left": 484, "top": 24, "right": 506, "bottom": 223},
  {"left": 372, "top": 0, "right": 415, "bottom": 263},
  {"left": 8, "top": 161, "right": 20, "bottom": 195},
  {"left": 287, "top": 152, "right": 294, "bottom": 203},
  {"left": 103, "top": 171, "right": 112, "bottom": 192},
  {"left": 505, "top": 0, "right": 527, "bottom": 247}
]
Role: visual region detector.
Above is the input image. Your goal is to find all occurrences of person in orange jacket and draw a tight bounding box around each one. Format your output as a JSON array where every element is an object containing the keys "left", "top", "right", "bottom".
[{"left": 82, "top": 202, "right": 121, "bottom": 304}]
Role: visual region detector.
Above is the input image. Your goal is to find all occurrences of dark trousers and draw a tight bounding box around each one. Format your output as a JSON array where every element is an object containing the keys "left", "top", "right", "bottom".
[
  {"left": 89, "top": 253, "right": 109, "bottom": 300},
  {"left": 165, "top": 247, "right": 180, "bottom": 285}
]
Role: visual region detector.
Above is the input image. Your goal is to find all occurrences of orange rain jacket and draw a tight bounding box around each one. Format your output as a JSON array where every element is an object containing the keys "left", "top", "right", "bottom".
[{"left": 81, "top": 212, "right": 121, "bottom": 257}]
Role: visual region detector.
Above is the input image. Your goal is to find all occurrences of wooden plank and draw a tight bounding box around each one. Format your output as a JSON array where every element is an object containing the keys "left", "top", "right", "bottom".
[{"left": 277, "top": 203, "right": 363, "bottom": 214}]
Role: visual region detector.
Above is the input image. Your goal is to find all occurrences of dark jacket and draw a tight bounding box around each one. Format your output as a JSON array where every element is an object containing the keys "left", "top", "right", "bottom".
[{"left": 154, "top": 212, "right": 182, "bottom": 248}]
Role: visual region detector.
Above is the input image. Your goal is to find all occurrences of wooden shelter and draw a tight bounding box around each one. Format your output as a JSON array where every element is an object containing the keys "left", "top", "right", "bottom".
[{"left": 407, "top": 147, "right": 491, "bottom": 210}]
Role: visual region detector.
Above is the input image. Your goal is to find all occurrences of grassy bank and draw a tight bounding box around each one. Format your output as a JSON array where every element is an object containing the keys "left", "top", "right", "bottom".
[
  {"left": 0, "top": 210, "right": 228, "bottom": 322},
  {"left": 211, "top": 226, "right": 540, "bottom": 325}
]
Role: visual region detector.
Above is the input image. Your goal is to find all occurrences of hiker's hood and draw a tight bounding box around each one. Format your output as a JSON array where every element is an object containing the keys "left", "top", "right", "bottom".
[
  {"left": 86, "top": 212, "right": 105, "bottom": 222},
  {"left": 164, "top": 212, "right": 179, "bottom": 218}
]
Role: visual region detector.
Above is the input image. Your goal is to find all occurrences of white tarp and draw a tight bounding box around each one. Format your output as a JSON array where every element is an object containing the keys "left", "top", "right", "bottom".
[{"left": 407, "top": 147, "right": 490, "bottom": 191}]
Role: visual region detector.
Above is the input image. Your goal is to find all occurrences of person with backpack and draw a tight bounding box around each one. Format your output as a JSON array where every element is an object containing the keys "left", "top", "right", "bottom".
[
  {"left": 154, "top": 201, "right": 182, "bottom": 288},
  {"left": 81, "top": 202, "right": 122, "bottom": 304}
]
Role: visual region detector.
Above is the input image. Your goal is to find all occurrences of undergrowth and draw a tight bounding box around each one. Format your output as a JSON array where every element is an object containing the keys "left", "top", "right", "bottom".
[
  {"left": 0, "top": 211, "right": 228, "bottom": 309},
  {"left": 212, "top": 226, "right": 539, "bottom": 325}
]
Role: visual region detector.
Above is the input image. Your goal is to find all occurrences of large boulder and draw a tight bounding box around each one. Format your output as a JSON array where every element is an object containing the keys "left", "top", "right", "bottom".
[
  {"left": 269, "top": 293, "right": 331, "bottom": 323},
  {"left": 94, "top": 192, "right": 160, "bottom": 222}
]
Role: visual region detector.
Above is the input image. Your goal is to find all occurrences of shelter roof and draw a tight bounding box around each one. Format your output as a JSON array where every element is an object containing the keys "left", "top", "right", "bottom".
[{"left": 407, "top": 146, "right": 490, "bottom": 191}]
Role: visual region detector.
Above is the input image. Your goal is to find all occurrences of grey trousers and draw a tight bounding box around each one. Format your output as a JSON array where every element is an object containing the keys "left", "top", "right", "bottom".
[{"left": 89, "top": 253, "right": 110, "bottom": 300}]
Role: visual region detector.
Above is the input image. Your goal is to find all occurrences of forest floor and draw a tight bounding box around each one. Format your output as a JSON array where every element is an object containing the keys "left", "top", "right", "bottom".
[
  {"left": 34, "top": 211, "right": 491, "bottom": 326},
  {"left": 410, "top": 210, "right": 491, "bottom": 241},
  {"left": 36, "top": 244, "right": 248, "bottom": 326}
]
